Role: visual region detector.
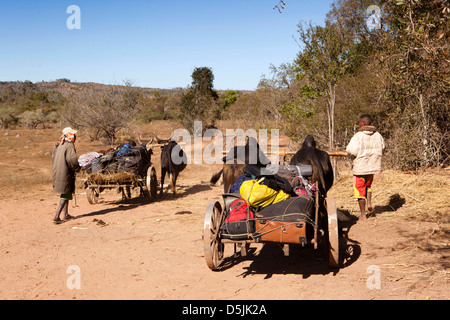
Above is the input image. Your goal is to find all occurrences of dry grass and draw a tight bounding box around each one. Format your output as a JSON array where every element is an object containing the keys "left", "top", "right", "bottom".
[
  {"left": 0, "top": 166, "right": 51, "bottom": 184},
  {"left": 330, "top": 165, "right": 450, "bottom": 276},
  {"left": 0, "top": 126, "right": 107, "bottom": 199},
  {"left": 328, "top": 164, "right": 450, "bottom": 220},
  {"left": 86, "top": 172, "right": 138, "bottom": 185}
]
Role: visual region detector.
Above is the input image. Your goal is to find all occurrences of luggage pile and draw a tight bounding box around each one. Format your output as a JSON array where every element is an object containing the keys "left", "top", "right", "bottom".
[
  {"left": 221, "top": 164, "right": 317, "bottom": 241},
  {"left": 78, "top": 142, "right": 152, "bottom": 181}
]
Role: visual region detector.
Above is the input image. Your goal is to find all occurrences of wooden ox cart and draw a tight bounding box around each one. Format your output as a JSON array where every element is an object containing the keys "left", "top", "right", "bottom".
[
  {"left": 82, "top": 135, "right": 188, "bottom": 204},
  {"left": 202, "top": 183, "right": 340, "bottom": 270},
  {"left": 202, "top": 149, "right": 348, "bottom": 270},
  {"left": 83, "top": 168, "right": 158, "bottom": 204},
  {"left": 82, "top": 142, "right": 159, "bottom": 204}
]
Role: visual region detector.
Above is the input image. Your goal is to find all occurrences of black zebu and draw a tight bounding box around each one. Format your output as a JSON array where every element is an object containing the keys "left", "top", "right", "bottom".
[
  {"left": 155, "top": 136, "right": 187, "bottom": 196},
  {"left": 289, "top": 135, "right": 334, "bottom": 196}
]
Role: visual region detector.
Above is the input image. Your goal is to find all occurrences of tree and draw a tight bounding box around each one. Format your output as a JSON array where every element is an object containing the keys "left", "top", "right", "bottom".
[
  {"left": 295, "top": 19, "right": 355, "bottom": 149},
  {"left": 0, "top": 105, "right": 19, "bottom": 129},
  {"left": 219, "top": 90, "right": 237, "bottom": 110},
  {"left": 18, "top": 109, "right": 46, "bottom": 129},
  {"left": 378, "top": 0, "right": 450, "bottom": 168},
  {"left": 180, "top": 67, "right": 220, "bottom": 134},
  {"left": 258, "top": 63, "right": 298, "bottom": 124},
  {"left": 224, "top": 91, "right": 263, "bottom": 129},
  {"left": 327, "top": 0, "right": 385, "bottom": 47},
  {"left": 191, "top": 67, "right": 215, "bottom": 92},
  {"left": 63, "top": 81, "right": 143, "bottom": 145}
]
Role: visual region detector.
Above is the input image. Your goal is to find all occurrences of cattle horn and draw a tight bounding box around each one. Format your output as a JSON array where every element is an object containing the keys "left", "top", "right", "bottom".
[
  {"left": 153, "top": 132, "right": 163, "bottom": 144},
  {"left": 144, "top": 136, "right": 155, "bottom": 151},
  {"left": 153, "top": 131, "right": 176, "bottom": 144}
]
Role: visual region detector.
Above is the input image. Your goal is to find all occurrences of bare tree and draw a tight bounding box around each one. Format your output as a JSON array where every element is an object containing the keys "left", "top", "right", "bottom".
[
  {"left": 257, "top": 63, "right": 298, "bottom": 124},
  {"left": 64, "top": 81, "right": 143, "bottom": 145},
  {"left": 296, "top": 20, "right": 354, "bottom": 149}
]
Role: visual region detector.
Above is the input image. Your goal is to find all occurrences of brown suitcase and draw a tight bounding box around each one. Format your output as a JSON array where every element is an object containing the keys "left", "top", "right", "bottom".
[
  {"left": 253, "top": 197, "right": 314, "bottom": 245},
  {"left": 255, "top": 218, "right": 307, "bottom": 245}
]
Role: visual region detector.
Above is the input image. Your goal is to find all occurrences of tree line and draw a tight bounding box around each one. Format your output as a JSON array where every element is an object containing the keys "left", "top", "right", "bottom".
[
  {"left": 0, "top": 77, "right": 239, "bottom": 145},
  {"left": 258, "top": 0, "right": 449, "bottom": 170}
]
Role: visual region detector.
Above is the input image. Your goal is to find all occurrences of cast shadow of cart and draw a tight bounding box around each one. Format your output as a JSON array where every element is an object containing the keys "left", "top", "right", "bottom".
[
  {"left": 235, "top": 244, "right": 336, "bottom": 279},
  {"left": 157, "top": 183, "right": 213, "bottom": 202},
  {"left": 88, "top": 183, "right": 212, "bottom": 206},
  {"left": 75, "top": 203, "right": 141, "bottom": 220},
  {"left": 221, "top": 209, "right": 361, "bottom": 279},
  {"left": 76, "top": 191, "right": 151, "bottom": 220}
]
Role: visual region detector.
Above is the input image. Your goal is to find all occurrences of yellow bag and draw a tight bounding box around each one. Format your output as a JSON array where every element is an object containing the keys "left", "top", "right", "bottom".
[{"left": 239, "top": 178, "right": 290, "bottom": 208}]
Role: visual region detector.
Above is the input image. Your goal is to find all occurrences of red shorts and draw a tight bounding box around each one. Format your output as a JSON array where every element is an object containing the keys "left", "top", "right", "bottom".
[{"left": 353, "top": 175, "right": 374, "bottom": 199}]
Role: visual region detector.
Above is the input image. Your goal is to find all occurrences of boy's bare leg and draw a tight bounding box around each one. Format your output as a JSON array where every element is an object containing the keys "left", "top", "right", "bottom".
[
  {"left": 358, "top": 198, "right": 367, "bottom": 220},
  {"left": 367, "top": 191, "right": 373, "bottom": 215}
]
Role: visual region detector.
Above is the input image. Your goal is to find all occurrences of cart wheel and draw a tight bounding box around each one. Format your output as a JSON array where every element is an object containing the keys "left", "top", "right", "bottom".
[
  {"left": 326, "top": 197, "right": 340, "bottom": 268},
  {"left": 145, "top": 166, "right": 158, "bottom": 202},
  {"left": 86, "top": 187, "right": 99, "bottom": 204},
  {"left": 203, "top": 201, "right": 224, "bottom": 271}
]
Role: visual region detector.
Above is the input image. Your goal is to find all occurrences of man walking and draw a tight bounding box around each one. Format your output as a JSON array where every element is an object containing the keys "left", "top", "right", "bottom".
[
  {"left": 52, "top": 127, "right": 80, "bottom": 224},
  {"left": 346, "top": 114, "right": 385, "bottom": 220}
]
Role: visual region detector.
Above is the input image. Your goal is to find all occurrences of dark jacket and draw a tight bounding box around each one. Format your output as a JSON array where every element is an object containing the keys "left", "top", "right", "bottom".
[{"left": 52, "top": 142, "right": 80, "bottom": 194}]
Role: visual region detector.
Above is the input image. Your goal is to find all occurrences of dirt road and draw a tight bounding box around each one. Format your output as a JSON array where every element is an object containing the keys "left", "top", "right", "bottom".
[
  {"left": 0, "top": 125, "right": 448, "bottom": 301},
  {"left": 0, "top": 167, "right": 448, "bottom": 301}
]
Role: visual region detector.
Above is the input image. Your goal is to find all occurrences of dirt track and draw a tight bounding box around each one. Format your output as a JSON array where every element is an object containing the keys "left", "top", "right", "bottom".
[
  {"left": 1, "top": 168, "right": 448, "bottom": 300},
  {"left": 0, "top": 126, "right": 448, "bottom": 300}
]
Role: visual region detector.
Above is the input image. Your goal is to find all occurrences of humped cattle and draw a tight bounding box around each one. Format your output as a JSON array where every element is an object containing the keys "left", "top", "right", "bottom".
[
  {"left": 289, "top": 135, "right": 334, "bottom": 196},
  {"left": 155, "top": 135, "right": 187, "bottom": 196},
  {"left": 210, "top": 137, "right": 271, "bottom": 193}
]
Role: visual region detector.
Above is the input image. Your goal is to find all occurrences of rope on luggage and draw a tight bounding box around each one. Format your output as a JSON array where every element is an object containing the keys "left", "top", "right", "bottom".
[
  {"left": 222, "top": 212, "right": 316, "bottom": 240},
  {"left": 224, "top": 176, "right": 318, "bottom": 241}
]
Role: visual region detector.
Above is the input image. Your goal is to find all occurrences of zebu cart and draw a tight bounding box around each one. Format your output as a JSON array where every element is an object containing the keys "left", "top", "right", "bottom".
[
  {"left": 82, "top": 145, "right": 158, "bottom": 204},
  {"left": 202, "top": 150, "right": 347, "bottom": 270}
]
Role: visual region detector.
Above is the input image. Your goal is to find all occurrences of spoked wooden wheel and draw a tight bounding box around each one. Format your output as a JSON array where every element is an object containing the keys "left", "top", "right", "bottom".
[
  {"left": 86, "top": 187, "right": 99, "bottom": 204},
  {"left": 145, "top": 166, "right": 158, "bottom": 202},
  {"left": 203, "top": 201, "right": 224, "bottom": 271},
  {"left": 326, "top": 197, "right": 340, "bottom": 268}
]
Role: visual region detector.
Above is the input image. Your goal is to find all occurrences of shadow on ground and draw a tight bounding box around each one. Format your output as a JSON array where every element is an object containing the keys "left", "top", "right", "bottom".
[
  {"left": 374, "top": 193, "right": 406, "bottom": 214},
  {"left": 215, "top": 210, "right": 361, "bottom": 278}
]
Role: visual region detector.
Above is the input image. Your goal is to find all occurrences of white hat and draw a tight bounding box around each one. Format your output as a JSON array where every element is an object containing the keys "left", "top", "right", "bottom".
[{"left": 62, "top": 127, "right": 77, "bottom": 135}]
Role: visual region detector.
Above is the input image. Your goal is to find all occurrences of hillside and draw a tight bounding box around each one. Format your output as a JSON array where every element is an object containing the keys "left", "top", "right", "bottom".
[{"left": 0, "top": 80, "right": 251, "bottom": 99}]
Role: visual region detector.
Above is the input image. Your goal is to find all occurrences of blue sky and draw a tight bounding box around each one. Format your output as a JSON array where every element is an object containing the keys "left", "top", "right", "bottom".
[{"left": 0, "top": 0, "right": 334, "bottom": 90}]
